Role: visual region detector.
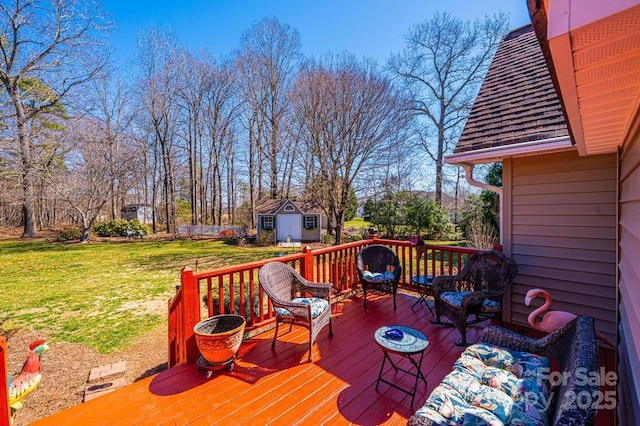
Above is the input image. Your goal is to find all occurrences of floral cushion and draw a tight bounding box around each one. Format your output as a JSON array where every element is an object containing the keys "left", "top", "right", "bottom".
[
  {"left": 465, "top": 344, "right": 551, "bottom": 381},
  {"left": 275, "top": 297, "right": 329, "bottom": 319},
  {"left": 413, "top": 343, "right": 552, "bottom": 425},
  {"left": 440, "top": 291, "right": 501, "bottom": 312},
  {"left": 421, "top": 383, "right": 470, "bottom": 423},
  {"left": 362, "top": 270, "right": 395, "bottom": 283}
]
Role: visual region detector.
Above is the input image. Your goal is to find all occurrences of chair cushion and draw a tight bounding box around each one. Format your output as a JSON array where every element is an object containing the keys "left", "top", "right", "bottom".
[
  {"left": 275, "top": 297, "right": 329, "bottom": 319},
  {"left": 413, "top": 343, "right": 551, "bottom": 425},
  {"left": 362, "top": 270, "right": 395, "bottom": 283},
  {"left": 440, "top": 291, "right": 501, "bottom": 312}
]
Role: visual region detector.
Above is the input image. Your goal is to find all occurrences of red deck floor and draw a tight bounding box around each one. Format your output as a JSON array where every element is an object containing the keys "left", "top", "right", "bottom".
[{"left": 33, "top": 291, "right": 615, "bottom": 425}]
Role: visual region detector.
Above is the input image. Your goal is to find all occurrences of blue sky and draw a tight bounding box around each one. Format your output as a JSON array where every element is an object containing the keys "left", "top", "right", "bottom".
[{"left": 104, "top": 0, "right": 531, "bottom": 67}]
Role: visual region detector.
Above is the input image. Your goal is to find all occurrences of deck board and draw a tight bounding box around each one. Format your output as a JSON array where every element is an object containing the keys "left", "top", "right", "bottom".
[{"left": 33, "top": 291, "right": 615, "bottom": 425}]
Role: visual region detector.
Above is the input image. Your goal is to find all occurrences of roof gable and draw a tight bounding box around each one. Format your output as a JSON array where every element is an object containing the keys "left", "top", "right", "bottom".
[
  {"left": 454, "top": 24, "right": 570, "bottom": 156},
  {"left": 275, "top": 200, "right": 302, "bottom": 215}
]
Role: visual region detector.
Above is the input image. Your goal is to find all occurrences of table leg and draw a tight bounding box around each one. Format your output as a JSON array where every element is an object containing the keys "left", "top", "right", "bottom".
[
  {"left": 376, "top": 351, "right": 388, "bottom": 391},
  {"left": 375, "top": 350, "right": 427, "bottom": 408},
  {"left": 408, "top": 351, "right": 426, "bottom": 407}
]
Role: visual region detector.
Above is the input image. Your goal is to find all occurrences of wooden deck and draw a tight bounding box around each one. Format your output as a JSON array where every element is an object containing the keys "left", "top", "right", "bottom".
[{"left": 33, "top": 291, "right": 615, "bottom": 425}]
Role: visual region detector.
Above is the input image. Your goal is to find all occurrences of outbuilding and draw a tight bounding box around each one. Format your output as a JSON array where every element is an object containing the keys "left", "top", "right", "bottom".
[
  {"left": 120, "top": 204, "right": 154, "bottom": 224},
  {"left": 255, "top": 199, "right": 326, "bottom": 243}
]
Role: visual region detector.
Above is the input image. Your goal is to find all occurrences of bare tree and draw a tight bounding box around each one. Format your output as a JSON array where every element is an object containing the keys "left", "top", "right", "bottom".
[
  {"left": 87, "top": 72, "right": 134, "bottom": 220},
  {"left": 135, "top": 26, "right": 182, "bottom": 233},
  {"left": 235, "top": 72, "right": 266, "bottom": 228},
  {"left": 47, "top": 118, "right": 133, "bottom": 241},
  {"left": 203, "top": 58, "right": 238, "bottom": 226},
  {"left": 294, "top": 53, "right": 412, "bottom": 244},
  {"left": 388, "top": 11, "right": 508, "bottom": 205},
  {"left": 236, "top": 17, "right": 301, "bottom": 199},
  {"left": 176, "top": 51, "right": 210, "bottom": 225},
  {"left": 0, "top": 0, "right": 110, "bottom": 237}
]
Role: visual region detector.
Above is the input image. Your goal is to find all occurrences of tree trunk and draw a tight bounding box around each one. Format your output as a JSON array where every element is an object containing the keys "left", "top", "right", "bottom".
[
  {"left": 333, "top": 210, "right": 345, "bottom": 245},
  {"left": 17, "top": 118, "right": 38, "bottom": 237},
  {"left": 165, "top": 150, "right": 176, "bottom": 233},
  {"left": 248, "top": 122, "right": 256, "bottom": 228},
  {"left": 269, "top": 125, "right": 278, "bottom": 199},
  {"left": 435, "top": 121, "right": 445, "bottom": 206},
  {"left": 80, "top": 216, "right": 90, "bottom": 242}
]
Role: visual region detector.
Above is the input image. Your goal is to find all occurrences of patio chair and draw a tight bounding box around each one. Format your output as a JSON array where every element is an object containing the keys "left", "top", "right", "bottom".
[
  {"left": 431, "top": 250, "right": 517, "bottom": 346},
  {"left": 356, "top": 245, "right": 402, "bottom": 310},
  {"left": 258, "top": 261, "right": 333, "bottom": 362}
]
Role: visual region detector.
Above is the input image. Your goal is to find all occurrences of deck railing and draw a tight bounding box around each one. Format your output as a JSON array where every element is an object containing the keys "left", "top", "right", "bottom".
[{"left": 167, "top": 238, "right": 482, "bottom": 367}]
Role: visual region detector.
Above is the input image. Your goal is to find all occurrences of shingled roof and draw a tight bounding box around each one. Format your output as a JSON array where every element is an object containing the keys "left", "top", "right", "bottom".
[
  {"left": 254, "top": 199, "right": 324, "bottom": 215},
  {"left": 453, "top": 24, "right": 569, "bottom": 156}
]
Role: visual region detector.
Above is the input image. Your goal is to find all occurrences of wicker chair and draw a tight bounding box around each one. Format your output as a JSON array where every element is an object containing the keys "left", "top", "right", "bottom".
[
  {"left": 355, "top": 245, "right": 402, "bottom": 309},
  {"left": 431, "top": 250, "right": 517, "bottom": 346},
  {"left": 258, "top": 262, "right": 333, "bottom": 362}
]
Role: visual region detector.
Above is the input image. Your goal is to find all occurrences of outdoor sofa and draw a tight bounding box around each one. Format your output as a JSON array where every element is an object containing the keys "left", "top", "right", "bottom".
[{"left": 408, "top": 316, "right": 599, "bottom": 425}]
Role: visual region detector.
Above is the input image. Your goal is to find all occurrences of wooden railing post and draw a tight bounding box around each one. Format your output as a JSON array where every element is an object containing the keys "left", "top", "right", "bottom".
[
  {"left": 301, "top": 246, "right": 314, "bottom": 281},
  {"left": 180, "top": 267, "right": 201, "bottom": 364},
  {"left": 0, "top": 336, "right": 10, "bottom": 426}
]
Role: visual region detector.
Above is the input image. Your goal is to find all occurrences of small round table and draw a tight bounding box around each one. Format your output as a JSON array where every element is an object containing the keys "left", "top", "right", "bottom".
[
  {"left": 374, "top": 325, "right": 429, "bottom": 408},
  {"left": 411, "top": 275, "right": 434, "bottom": 314}
]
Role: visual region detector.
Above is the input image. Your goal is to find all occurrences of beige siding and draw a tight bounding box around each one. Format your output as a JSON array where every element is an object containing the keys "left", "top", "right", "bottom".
[
  {"left": 508, "top": 151, "right": 617, "bottom": 345},
  {"left": 301, "top": 220, "right": 321, "bottom": 242},
  {"left": 618, "top": 129, "right": 640, "bottom": 424}
]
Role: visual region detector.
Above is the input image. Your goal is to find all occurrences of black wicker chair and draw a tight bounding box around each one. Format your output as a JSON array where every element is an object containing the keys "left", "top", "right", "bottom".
[
  {"left": 431, "top": 250, "right": 517, "bottom": 346},
  {"left": 355, "top": 244, "right": 402, "bottom": 309},
  {"left": 258, "top": 262, "right": 333, "bottom": 362}
]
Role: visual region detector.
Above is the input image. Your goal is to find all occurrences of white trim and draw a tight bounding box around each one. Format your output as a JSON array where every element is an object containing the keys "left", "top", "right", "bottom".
[{"left": 445, "top": 137, "right": 575, "bottom": 165}]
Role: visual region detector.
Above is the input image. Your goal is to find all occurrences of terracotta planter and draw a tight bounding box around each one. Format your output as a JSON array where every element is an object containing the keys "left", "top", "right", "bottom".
[{"left": 194, "top": 314, "right": 246, "bottom": 365}]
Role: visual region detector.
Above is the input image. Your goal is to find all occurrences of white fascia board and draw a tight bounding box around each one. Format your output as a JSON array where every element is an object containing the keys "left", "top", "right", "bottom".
[{"left": 445, "top": 137, "right": 575, "bottom": 165}]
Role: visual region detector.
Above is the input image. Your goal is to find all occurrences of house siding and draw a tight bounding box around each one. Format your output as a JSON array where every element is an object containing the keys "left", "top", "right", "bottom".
[
  {"left": 508, "top": 151, "right": 617, "bottom": 344},
  {"left": 618, "top": 129, "right": 640, "bottom": 424}
]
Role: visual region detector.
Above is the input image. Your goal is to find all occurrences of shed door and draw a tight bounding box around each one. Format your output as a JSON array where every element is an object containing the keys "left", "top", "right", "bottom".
[{"left": 277, "top": 214, "right": 301, "bottom": 242}]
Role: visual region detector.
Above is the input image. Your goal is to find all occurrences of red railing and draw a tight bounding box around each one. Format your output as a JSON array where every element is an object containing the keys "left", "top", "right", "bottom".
[
  {"left": 167, "top": 267, "right": 201, "bottom": 367},
  {"left": 167, "top": 238, "right": 482, "bottom": 367},
  {"left": 1, "top": 336, "right": 10, "bottom": 426}
]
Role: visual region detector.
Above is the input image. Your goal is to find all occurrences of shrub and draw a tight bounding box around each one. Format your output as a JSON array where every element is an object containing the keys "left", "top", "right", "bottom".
[
  {"left": 466, "top": 218, "right": 498, "bottom": 249},
  {"left": 56, "top": 226, "right": 83, "bottom": 242},
  {"left": 93, "top": 219, "right": 148, "bottom": 237},
  {"left": 219, "top": 229, "right": 239, "bottom": 245},
  {"left": 322, "top": 233, "right": 335, "bottom": 245},
  {"left": 202, "top": 285, "right": 263, "bottom": 322},
  {"left": 256, "top": 229, "right": 275, "bottom": 246},
  {"left": 341, "top": 231, "right": 363, "bottom": 243}
]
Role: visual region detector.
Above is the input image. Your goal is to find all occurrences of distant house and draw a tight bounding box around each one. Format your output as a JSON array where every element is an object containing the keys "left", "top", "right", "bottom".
[
  {"left": 255, "top": 199, "right": 326, "bottom": 243},
  {"left": 120, "top": 204, "right": 154, "bottom": 224}
]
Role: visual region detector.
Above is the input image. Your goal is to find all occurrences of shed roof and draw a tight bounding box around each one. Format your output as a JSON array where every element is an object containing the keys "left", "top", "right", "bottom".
[
  {"left": 255, "top": 199, "right": 324, "bottom": 215},
  {"left": 449, "top": 24, "right": 571, "bottom": 163}
]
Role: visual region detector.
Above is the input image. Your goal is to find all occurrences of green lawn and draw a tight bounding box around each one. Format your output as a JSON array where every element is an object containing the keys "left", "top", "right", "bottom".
[
  {"left": 344, "top": 218, "right": 372, "bottom": 229},
  {"left": 0, "top": 239, "right": 286, "bottom": 353}
]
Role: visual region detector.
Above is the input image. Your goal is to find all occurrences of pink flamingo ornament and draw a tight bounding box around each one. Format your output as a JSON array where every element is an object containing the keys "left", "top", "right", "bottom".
[{"left": 525, "top": 288, "right": 614, "bottom": 349}]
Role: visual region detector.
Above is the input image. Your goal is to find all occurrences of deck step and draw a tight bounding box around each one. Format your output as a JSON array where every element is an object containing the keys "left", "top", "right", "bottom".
[
  {"left": 87, "top": 362, "right": 126, "bottom": 382},
  {"left": 84, "top": 362, "right": 127, "bottom": 402}
]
